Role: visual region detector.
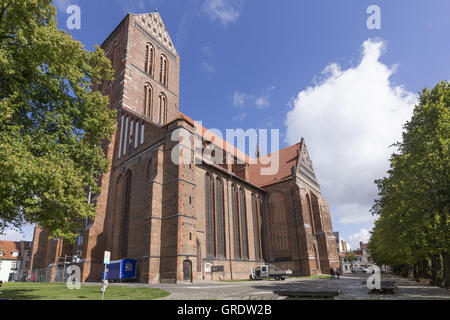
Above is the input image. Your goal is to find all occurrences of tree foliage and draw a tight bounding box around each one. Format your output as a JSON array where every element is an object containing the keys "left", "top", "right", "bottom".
[
  {"left": 369, "top": 81, "right": 449, "bottom": 286},
  {"left": 0, "top": 0, "right": 115, "bottom": 241},
  {"left": 344, "top": 252, "right": 358, "bottom": 266}
]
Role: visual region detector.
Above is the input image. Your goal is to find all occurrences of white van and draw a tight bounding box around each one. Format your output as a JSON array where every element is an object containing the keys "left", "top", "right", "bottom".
[{"left": 352, "top": 266, "right": 368, "bottom": 273}]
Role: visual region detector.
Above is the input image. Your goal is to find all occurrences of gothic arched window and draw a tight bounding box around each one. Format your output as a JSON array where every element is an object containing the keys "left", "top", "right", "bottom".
[
  {"left": 158, "top": 93, "right": 167, "bottom": 125},
  {"left": 215, "top": 178, "right": 225, "bottom": 258},
  {"left": 111, "top": 41, "right": 118, "bottom": 70},
  {"left": 231, "top": 184, "right": 240, "bottom": 259},
  {"left": 144, "top": 83, "right": 153, "bottom": 117},
  {"left": 159, "top": 54, "right": 168, "bottom": 86},
  {"left": 205, "top": 173, "right": 215, "bottom": 258},
  {"left": 128, "top": 118, "right": 134, "bottom": 153},
  {"left": 239, "top": 188, "right": 249, "bottom": 260},
  {"left": 305, "top": 193, "right": 314, "bottom": 231},
  {"left": 310, "top": 193, "right": 323, "bottom": 233},
  {"left": 269, "top": 192, "right": 291, "bottom": 260},
  {"left": 145, "top": 43, "right": 154, "bottom": 76},
  {"left": 252, "top": 194, "right": 261, "bottom": 261},
  {"left": 196, "top": 239, "right": 202, "bottom": 272},
  {"left": 120, "top": 171, "right": 132, "bottom": 258}
]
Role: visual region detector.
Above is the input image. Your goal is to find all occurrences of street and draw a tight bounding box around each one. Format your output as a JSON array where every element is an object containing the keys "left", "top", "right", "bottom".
[{"left": 102, "top": 273, "right": 450, "bottom": 300}]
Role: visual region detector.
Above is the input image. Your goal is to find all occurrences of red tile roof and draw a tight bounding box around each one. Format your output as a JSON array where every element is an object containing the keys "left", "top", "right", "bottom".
[
  {"left": 249, "top": 142, "right": 302, "bottom": 187},
  {"left": 176, "top": 112, "right": 253, "bottom": 164},
  {"left": 0, "top": 241, "right": 21, "bottom": 260},
  {"left": 173, "top": 112, "right": 304, "bottom": 186},
  {"left": 175, "top": 112, "right": 195, "bottom": 126}
]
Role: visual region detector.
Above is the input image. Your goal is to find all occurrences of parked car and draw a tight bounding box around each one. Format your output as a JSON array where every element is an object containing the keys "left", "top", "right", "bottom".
[
  {"left": 250, "top": 265, "right": 292, "bottom": 281},
  {"left": 352, "top": 266, "right": 368, "bottom": 273}
]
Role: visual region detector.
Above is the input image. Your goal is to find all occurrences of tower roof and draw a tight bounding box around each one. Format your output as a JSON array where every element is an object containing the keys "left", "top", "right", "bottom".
[{"left": 132, "top": 12, "right": 177, "bottom": 55}]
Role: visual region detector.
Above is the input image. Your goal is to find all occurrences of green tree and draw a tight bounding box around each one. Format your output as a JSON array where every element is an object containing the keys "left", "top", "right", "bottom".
[
  {"left": 0, "top": 0, "right": 115, "bottom": 241},
  {"left": 370, "top": 81, "right": 449, "bottom": 287},
  {"left": 344, "top": 252, "right": 358, "bottom": 269}
]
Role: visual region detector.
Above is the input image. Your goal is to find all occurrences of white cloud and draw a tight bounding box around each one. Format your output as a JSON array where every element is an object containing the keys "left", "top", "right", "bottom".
[
  {"left": 202, "top": 62, "right": 215, "bottom": 74},
  {"left": 202, "top": 0, "right": 243, "bottom": 27},
  {"left": 233, "top": 112, "right": 247, "bottom": 122},
  {"left": 233, "top": 91, "right": 250, "bottom": 107},
  {"left": 201, "top": 46, "right": 215, "bottom": 59},
  {"left": 1, "top": 229, "right": 28, "bottom": 241},
  {"left": 233, "top": 87, "right": 275, "bottom": 109},
  {"left": 0, "top": 224, "right": 35, "bottom": 241},
  {"left": 255, "top": 97, "right": 270, "bottom": 108},
  {"left": 285, "top": 39, "right": 417, "bottom": 226},
  {"left": 334, "top": 203, "right": 376, "bottom": 225},
  {"left": 200, "top": 46, "right": 216, "bottom": 74},
  {"left": 174, "top": 0, "right": 202, "bottom": 54},
  {"left": 349, "top": 228, "right": 371, "bottom": 250},
  {"left": 119, "top": 0, "right": 162, "bottom": 14},
  {"left": 52, "top": 0, "right": 77, "bottom": 11}
]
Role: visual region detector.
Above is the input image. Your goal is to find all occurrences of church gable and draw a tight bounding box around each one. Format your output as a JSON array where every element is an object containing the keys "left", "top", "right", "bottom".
[
  {"left": 296, "top": 140, "right": 320, "bottom": 191},
  {"left": 134, "top": 12, "right": 177, "bottom": 56}
]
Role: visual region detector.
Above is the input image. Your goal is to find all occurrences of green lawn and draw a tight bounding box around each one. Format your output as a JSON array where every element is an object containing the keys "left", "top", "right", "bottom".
[{"left": 0, "top": 283, "right": 170, "bottom": 300}]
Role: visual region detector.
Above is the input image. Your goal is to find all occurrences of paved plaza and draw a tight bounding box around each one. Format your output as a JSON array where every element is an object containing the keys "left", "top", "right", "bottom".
[{"left": 103, "top": 273, "right": 450, "bottom": 300}]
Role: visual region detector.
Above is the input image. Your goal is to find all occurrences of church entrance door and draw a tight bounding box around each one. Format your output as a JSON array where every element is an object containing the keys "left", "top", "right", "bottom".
[{"left": 183, "top": 260, "right": 192, "bottom": 282}]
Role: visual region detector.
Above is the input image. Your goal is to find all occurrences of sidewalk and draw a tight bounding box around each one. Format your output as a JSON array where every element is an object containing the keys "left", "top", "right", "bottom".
[{"left": 81, "top": 273, "right": 450, "bottom": 300}]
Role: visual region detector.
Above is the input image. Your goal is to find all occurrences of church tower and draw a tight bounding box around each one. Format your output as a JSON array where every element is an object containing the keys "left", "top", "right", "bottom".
[
  {"left": 63, "top": 11, "right": 185, "bottom": 282},
  {"left": 101, "top": 11, "right": 180, "bottom": 125}
]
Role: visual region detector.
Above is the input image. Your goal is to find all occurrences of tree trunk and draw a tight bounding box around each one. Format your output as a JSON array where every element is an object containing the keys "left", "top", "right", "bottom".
[
  {"left": 442, "top": 252, "right": 450, "bottom": 289},
  {"left": 413, "top": 263, "right": 420, "bottom": 282},
  {"left": 419, "top": 259, "right": 429, "bottom": 279},
  {"left": 430, "top": 254, "right": 442, "bottom": 286},
  {"left": 401, "top": 264, "right": 410, "bottom": 278}
]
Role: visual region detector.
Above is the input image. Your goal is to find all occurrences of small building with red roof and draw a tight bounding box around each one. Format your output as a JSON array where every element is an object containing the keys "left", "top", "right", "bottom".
[{"left": 0, "top": 240, "right": 32, "bottom": 282}]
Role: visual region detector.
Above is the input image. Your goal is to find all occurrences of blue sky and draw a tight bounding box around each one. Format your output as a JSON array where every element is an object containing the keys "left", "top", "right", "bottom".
[{"left": 2, "top": 0, "right": 449, "bottom": 249}]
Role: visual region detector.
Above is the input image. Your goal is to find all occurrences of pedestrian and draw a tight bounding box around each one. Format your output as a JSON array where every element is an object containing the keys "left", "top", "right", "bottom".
[
  {"left": 336, "top": 269, "right": 341, "bottom": 280},
  {"left": 330, "top": 267, "right": 335, "bottom": 280}
]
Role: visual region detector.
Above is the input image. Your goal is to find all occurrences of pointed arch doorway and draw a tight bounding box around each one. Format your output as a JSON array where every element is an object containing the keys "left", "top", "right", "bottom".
[{"left": 183, "top": 260, "right": 192, "bottom": 283}]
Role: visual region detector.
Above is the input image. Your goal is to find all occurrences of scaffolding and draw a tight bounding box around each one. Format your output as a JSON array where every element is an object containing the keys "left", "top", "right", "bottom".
[{"left": 13, "top": 255, "right": 79, "bottom": 283}]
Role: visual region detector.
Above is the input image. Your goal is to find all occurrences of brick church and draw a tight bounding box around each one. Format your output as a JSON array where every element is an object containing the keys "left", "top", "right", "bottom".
[{"left": 30, "top": 12, "right": 340, "bottom": 283}]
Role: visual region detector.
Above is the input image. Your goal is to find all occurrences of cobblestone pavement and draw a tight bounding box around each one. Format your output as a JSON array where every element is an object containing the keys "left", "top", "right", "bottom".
[{"left": 102, "top": 273, "right": 450, "bottom": 300}]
